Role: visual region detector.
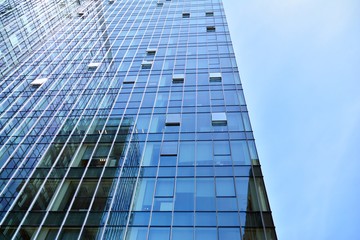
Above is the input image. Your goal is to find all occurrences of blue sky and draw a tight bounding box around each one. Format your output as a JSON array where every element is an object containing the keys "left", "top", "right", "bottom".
[{"left": 223, "top": 0, "right": 360, "bottom": 239}]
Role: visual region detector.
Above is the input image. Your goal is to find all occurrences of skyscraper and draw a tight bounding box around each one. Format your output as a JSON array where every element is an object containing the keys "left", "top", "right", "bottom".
[{"left": 0, "top": 0, "right": 277, "bottom": 239}]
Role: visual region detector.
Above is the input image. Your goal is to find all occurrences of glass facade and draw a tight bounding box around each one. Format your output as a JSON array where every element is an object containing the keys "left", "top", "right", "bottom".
[{"left": 0, "top": 0, "right": 277, "bottom": 239}]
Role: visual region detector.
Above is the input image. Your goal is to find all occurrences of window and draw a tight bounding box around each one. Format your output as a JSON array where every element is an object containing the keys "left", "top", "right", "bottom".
[
  {"left": 209, "top": 72, "right": 222, "bottom": 82},
  {"left": 146, "top": 49, "right": 157, "bottom": 56},
  {"left": 206, "top": 26, "right": 216, "bottom": 32},
  {"left": 148, "top": 228, "right": 170, "bottom": 240},
  {"left": 195, "top": 228, "right": 217, "bottom": 240},
  {"left": 160, "top": 142, "right": 178, "bottom": 156},
  {"left": 131, "top": 212, "right": 150, "bottom": 226},
  {"left": 172, "top": 74, "right": 184, "bottom": 84},
  {"left": 211, "top": 112, "right": 227, "bottom": 125},
  {"left": 88, "top": 62, "right": 101, "bottom": 69},
  {"left": 155, "top": 179, "right": 174, "bottom": 197},
  {"left": 216, "top": 178, "right": 235, "bottom": 197},
  {"left": 196, "top": 178, "right": 216, "bottom": 211},
  {"left": 123, "top": 77, "right": 136, "bottom": 84},
  {"left": 141, "top": 61, "right": 153, "bottom": 69},
  {"left": 174, "top": 178, "right": 194, "bottom": 211},
  {"left": 157, "top": 2, "right": 163, "bottom": 6},
  {"left": 151, "top": 212, "right": 172, "bottom": 226},
  {"left": 206, "top": 11, "right": 214, "bottom": 17},
  {"left": 172, "top": 228, "right": 193, "bottom": 240},
  {"left": 30, "top": 78, "right": 48, "bottom": 86},
  {"left": 165, "top": 114, "right": 181, "bottom": 126},
  {"left": 109, "top": 0, "right": 114, "bottom": 3},
  {"left": 78, "top": 11, "right": 87, "bottom": 18},
  {"left": 218, "top": 228, "right": 241, "bottom": 240},
  {"left": 182, "top": 13, "right": 190, "bottom": 18}
]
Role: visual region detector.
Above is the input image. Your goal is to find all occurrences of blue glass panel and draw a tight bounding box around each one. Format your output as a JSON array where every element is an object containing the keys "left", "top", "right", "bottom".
[
  {"left": 216, "top": 178, "right": 235, "bottom": 197},
  {"left": 130, "top": 212, "right": 150, "bottom": 226},
  {"left": 216, "top": 197, "right": 238, "bottom": 211},
  {"left": 151, "top": 212, "right": 172, "bottom": 226},
  {"left": 148, "top": 227, "right": 170, "bottom": 240},
  {"left": 217, "top": 212, "right": 240, "bottom": 226},
  {"left": 196, "top": 141, "right": 212, "bottom": 165},
  {"left": 173, "top": 212, "right": 194, "bottom": 226},
  {"left": 133, "top": 178, "right": 155, "bottom": 211},
  {"left": 126, "top": 227, "right": 147, "bottom": 240},
  {"left": 179, "top": 142, "right": 195, "bottom": 165},
  {"left": 196, "top": 178, "right": 216, "bottom": 211},
  {"left": 195, "top": 228, "right": 217, "bottom": 240},
  {"left": 230, "top": 141, "right": 250, "bottom": 164},
  {"left": 218, "top": 228, "right": 241, "bottom": 240},
  {"left": 195, "top": 212, "right": 217, "bottom": 226},
  {"left": 155, "top": 178, "right": 174, "bottom": 197},
  {"left": 174, "top": 178, "right": 194, "bottom": 211},
  {"left": 172, "top": 228, "right": 194, "bottom": 240}
]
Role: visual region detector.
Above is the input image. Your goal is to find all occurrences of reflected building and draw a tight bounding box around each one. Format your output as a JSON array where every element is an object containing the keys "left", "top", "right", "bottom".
[{"left": 0, "top": 0, "right": 277, "bottom": 239}]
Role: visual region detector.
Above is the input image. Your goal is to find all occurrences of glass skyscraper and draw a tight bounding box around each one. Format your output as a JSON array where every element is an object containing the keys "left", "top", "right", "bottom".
[{"left": 0, "top": 0, "right": 277, "bottom": 239}]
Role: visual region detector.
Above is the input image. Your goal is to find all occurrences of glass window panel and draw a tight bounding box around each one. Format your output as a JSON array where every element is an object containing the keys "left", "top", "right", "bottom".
[
  {"left": 173, "top": 212, "right": 194, "bottom": 226},
  {"left": 242, "top": 112, "right": 252, "bottom": 131},
  {"left": 142, "top": 142, "right": 160, "bottom": 166},
  {"left": 227, "top": 112, "right": 244, "bottom": 131},
  {"left": 175, "top": 178, "right": 194, "bottom": 211},
  {"left": 195, "top": 228, "right": 217, "bottom": 240},
  {"left": 197, "top": 113, "right": 211, "bottom": 132},
  {"left": 230, "top": 141, "right": 250, "bottom": 164},
  {"left": 151, "top": 212, "right": 172, "bottom": 226},
  {"left": 160, "top": 142, "right": 178, "bottom": 156},
  {"left": 130, "top": 212, "right": 150, "bottom": 226},
  {"left": 196, "top": 141, "right": 212, "bottom": 165},
  {"left": 248, "top": 140, "right": 259, "bottom": 165},
  {"left": 150, "top": 115, "right": 165, "bottom": 133},
  {"left": 136, "top": 115, "right": 151, "bottom": 133},
  {"left": 148, "top": 227, "right": 170, "bottom": 240},
  {"left": 218, "top": 228, "right": 241, "bottom": 240},
  {"left": 179, "top": 142, "right": 195, "bottom": 165},
  {"left": 153, "top": 198, "right": 173, "bottom": 211},
  {"left": 216, "top": 197, "right": 238, "bottom": 211},
  {"left": 165, "top": 114, "right": 181, "bottom": 126},
  {"left": 159, "top": 156, "right": 177, "bottom": 166},
  {"left": 58, "top": 228, "right": 80, "bottom": 239},
  {"left": 195, "top": 212, "right": 216, "bottom": 226},
  {"left": 196, "top": 178, "right": 215, "bottom": 197},
  {"left": 155, "top": 178, "right": 174, "bottom": 197},
  {"left": 217, "top": 212, "right": 240, "bottom": 226},
  {"left": 216, "top": 178, "right": 235, "bottom": 197},
  {"left": 133, "top": 178, "right": 155, "bottom": 211},
  {"left": 125, "top": 227, "right": 147, "bottom": 240},
  {"left": 172, "top": 228, "right": 193, "bottom": 240},
  {"left": 213, "top": 141, "right": 230, "bottom": 155}
]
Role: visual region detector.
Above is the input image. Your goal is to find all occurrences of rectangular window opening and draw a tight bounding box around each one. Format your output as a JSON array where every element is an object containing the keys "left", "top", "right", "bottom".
[
  {"left": 123, "top": 77, "right": 136, "bottom": 84},
  {"left": 209, "top": 72, "right": 222, "bottom": 82},
  {"left": 30, "top": 78, "right": 48, "bottom": 87},
  {"left": 172, "top": 74, "right": 185, "bottom": 84},
  {"left": 165, "top": 114, "right": 181, "bottom": 126},
  {"left": 206, "top": 11, "right": 214, "bottom": 17},
  {"left": 212, "top": 112, "right": 227, "bottom": 126},
  {"left": 141, "top": 61, "right": 153, "bottom": 69},
  {"left": 78, "top": 11, "right": 87, "bottom": 18},
  {"left": 207, "top": 26, "right": 216, "bottom": 32},
  {"left": 160, "top": 142, "right": 178, "bottom": 156},
  {"left": 146, "top": 49, "right": 157, "bottom": 56},
  {"left": 157, "top": 2, "right": 163, "bottom": 6},
  {"left": 88, "top": 62, "right": 101, "bottom": 69},
  {"left": 182, "top": 13, "right": 190, "bottom": 18}
]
